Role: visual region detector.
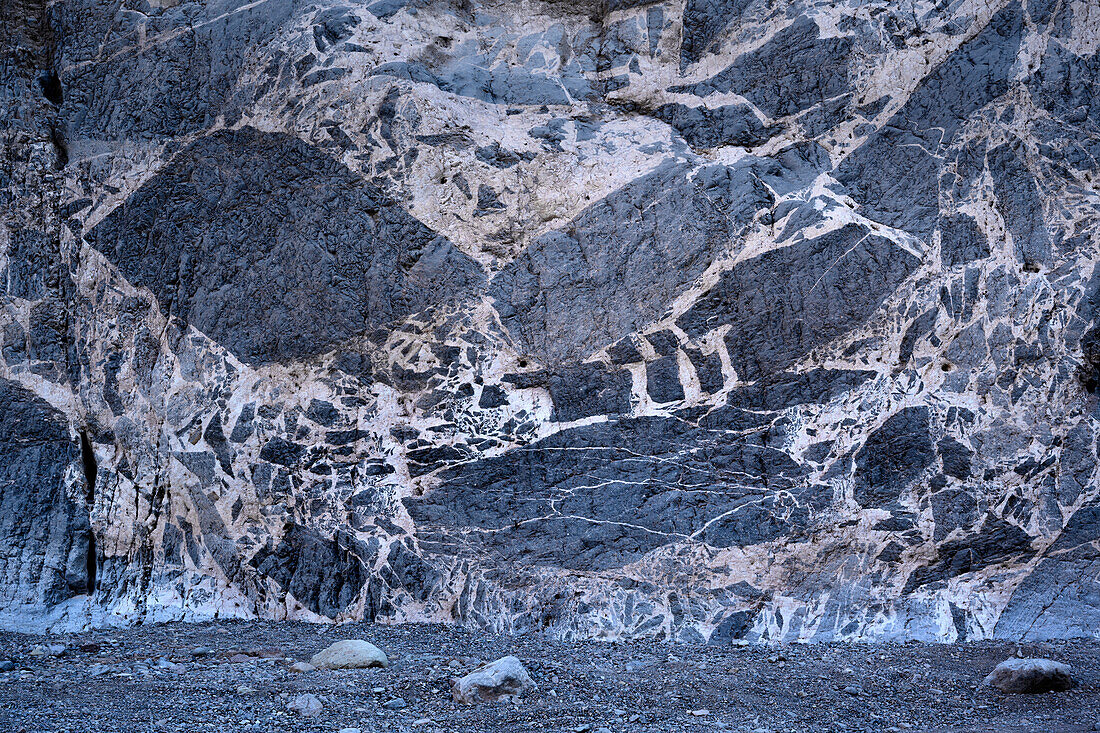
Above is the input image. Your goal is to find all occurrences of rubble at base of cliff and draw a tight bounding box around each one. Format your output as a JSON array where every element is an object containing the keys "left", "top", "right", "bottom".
[{"left": 0, "top": 621, "right": 1098, "bottom": 733}]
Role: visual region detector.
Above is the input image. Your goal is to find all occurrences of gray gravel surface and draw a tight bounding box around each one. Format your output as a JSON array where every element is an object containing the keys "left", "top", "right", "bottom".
[{"left": 0, "top": 622, "right": 1097, "bottom": 732}]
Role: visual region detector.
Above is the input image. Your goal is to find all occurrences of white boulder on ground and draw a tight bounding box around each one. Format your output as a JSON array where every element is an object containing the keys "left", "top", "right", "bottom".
[
  {"left": 983, "top": 658, "right": 1077, "bottom": 693},
  {"left": 309, "top": 640, "right": 388, "bottom": 670},
  {"left": 288, "top": 693, "right": 323, "bottom": 717},
  {"left": 451, "top": 655, "right": 535, "bottom": 703}
]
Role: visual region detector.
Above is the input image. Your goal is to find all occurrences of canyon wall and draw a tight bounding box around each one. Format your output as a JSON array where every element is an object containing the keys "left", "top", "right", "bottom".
[{"left": 2, "top": 0, "right": 1099, "bottom": 641}]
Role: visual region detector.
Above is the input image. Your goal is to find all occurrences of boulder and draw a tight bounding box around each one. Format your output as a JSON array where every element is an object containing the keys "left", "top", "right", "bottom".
[
  {"left": 452, "top": 655, "right": 535, "bottom": 703},
  {"left": 310, "top": 640, "right": 388, "bottom": 670},
  {"left": 288, "top": 693, "right": 324, "bottom": 717},
  {"left": 983, "top": 658, "right": 1077, "bottom": 693}
]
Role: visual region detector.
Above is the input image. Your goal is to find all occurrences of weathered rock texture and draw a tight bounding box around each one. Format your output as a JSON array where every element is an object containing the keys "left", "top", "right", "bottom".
[{"left": 1, "top": 0, "right": 1099, "bottom": 642}]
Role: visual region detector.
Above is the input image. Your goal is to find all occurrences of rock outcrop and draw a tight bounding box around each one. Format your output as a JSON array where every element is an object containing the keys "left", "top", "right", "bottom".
[{"left": 1, "top": 0, "right": 1099, "bottom": 642}]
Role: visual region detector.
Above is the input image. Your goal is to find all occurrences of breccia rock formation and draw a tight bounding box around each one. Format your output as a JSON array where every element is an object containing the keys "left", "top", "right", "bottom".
[{"left": 1, "top": 0, "right": 1099, "bottom": 642}]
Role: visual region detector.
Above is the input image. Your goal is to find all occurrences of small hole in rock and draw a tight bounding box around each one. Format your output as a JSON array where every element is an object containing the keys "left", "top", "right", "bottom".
[{"left": 39, "top": 71, "right": 63, "bottom": 106}]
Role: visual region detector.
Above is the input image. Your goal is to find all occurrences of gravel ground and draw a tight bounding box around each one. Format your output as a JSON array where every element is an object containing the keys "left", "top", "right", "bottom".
[{"left": 0, "top": 621, "right": 1097, "bottom": 733}]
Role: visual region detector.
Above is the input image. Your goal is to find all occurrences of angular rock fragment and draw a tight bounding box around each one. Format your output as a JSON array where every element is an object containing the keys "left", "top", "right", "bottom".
[
  {"left": 288, "top": 692, "right": 324, "bottom": 716},
  {"left": 452, "top": 656, "right": 535, "bottom": 703}
]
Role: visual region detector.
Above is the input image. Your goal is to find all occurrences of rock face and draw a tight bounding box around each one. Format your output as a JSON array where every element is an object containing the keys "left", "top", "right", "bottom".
[
  {"left": 1, "top": 0, "right": 1099, "bottom": 642},
  {"left": 310, "top": 639, "right": 389, "bottom": 670},
  {"left": 452, "top": 656, "right": 535, "bottom": 703},
  {"left": 983, "top": 658, "right": 1078, "bottom": 693}
]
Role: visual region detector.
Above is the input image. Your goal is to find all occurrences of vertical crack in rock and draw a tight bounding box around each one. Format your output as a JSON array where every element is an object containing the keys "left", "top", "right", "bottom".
[{"left": 78, "top": 430, "right": 97, "bottom": 594}]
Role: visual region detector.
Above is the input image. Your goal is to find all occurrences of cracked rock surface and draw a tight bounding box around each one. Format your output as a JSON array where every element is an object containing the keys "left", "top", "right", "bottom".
[{"left": 2, "top": 0, "right": 1100, "bottom": 643}]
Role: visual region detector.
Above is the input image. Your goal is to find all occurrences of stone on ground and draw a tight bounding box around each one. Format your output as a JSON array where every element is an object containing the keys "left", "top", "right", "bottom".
[
  {"left": 290, "top": 660, "right": 316, "bottom": 673},
  {"left": 310, "top": 640, "right": 388, "bottom": 670},
  {"left": 452, "top": 655, "right": 535, "bottom": 703},
  {"left": 288, "top": 692, "right": 324, "bottom": 717},
  {"left": 983, "top": 658, "right": 1077, "bottom": 693}
]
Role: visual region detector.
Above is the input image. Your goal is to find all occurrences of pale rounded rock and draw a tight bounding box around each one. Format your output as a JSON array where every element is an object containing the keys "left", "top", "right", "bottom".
[
  {"left": 452, "top": 655, "right": 535, "bottom": 704},
  {"left": 288, "top": 692, "right": 324, "bottom": 717},
  {"left": 310, "top": 640, "right": 388, "bottom": 670},
  {"left": 983, "top": 658, "right": 1077, "bottom": 693}
]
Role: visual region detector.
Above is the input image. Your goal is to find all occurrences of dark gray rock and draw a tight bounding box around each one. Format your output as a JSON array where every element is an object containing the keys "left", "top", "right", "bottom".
[
  {"left": 0, "top": 378, "right": 93, "bottom": 609},
  {"left": 679, "top": 0, "right": 756, "bottom": 66},
  {"left": 836, "top": 3, "right": 1024, "bottom": 239},
  {"left": 652, "top": 102, "right": 777, "bottom": 149},
  {"left": 478, "top": 385, "right": 508, "bottom": 409},
  {"left": 504, "top": 363, "right": 631, "bottom": 422},
  {"left": 905, "top": 516, "right": 1033, "bottom": 594},
  {"left": 852, "top": 407, "right": 934, "bottom": 509},
  {"left": 475, "top": 143, "right": 535, "bottom": 169},
  {"left": 686, "top": 348, "right": 725, "bottom": 394},
  {"left": 673, "top": 16, "right": 853, "bottom": 119},
  {"left": 406, "top": 412, "right": 805, "bottom": 571},
  {"left": 728, "top": 369, "right": 875, "bottom": 412},
  {"left": 988, "top": 141, "right": 1051, "bottom": 269},
  {"left": 87, "top": 127, "right": 483, "bottom": 365},
  {"left": 494, "top": 160, "right": 768, "bottom": 364},
  {"left": 250, "top": 525, "right": 370, "bottom": 619},
  {"left": 646, "top": 355, "right": 684, "bottom": 403},
  {"left": 607, "top": 337, "right": 644, "bottom": 365},
  {"left": 1028, "top": 40, "right": 1100, "bottom": 132},
  {"left": 678, "top": 225, "right": 919, "bottom": 380},
  {"left": 56, "top": 0, "right": 295, "bottom": 139},
  {"left": 899, "top": 309, "right": 938, "bottom": 367},
  {"left": 939, "top": 214, "right": 989, "bottom": 268},
  {"left": 996, "top": 498, "right": 1100, "bottom": 639},
  {"left": 937, "top": 438, "right": 972, "bottom": 480}
]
